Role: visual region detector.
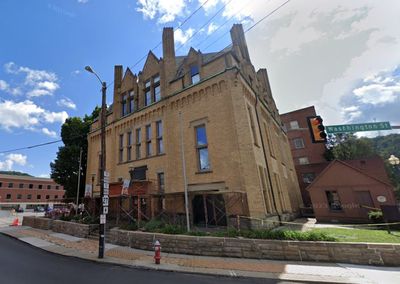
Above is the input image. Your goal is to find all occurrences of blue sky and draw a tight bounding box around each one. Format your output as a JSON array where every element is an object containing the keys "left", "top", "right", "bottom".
[{"left": 0, "top": 0, "right": 399, "bottom": 176}]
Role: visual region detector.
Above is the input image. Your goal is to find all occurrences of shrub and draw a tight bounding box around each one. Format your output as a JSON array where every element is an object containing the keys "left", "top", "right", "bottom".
[
  {"left": 160, "top": 224, "right": 186, "bottom": 234},
  {"left": 368, "top": 210, "right": 384, "bottom": 222},
  {"left": 143, "top": 219, "right": 165, "bottom": 232},
  {"left": 119, "top": 222, "right": 138, "bottom": 231},
  {"left": 186, "top": 231, "right": 208, "bottom": 236}
]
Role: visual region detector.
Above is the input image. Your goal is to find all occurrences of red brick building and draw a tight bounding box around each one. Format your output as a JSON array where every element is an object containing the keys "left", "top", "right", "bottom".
[
  {"left": 280, "top": 106, "right": 328, "bottom": 206},
  {"left": 307, "top": 157, "right": 397, "bottom": 223},
  {"left": 0, "top": 174, "right": 65, "bottom": 209}
]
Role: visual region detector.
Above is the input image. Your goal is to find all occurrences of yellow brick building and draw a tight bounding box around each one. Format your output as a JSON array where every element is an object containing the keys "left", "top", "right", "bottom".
[{"left": 86, "top": 24, "right": 302, "bottom": 227}]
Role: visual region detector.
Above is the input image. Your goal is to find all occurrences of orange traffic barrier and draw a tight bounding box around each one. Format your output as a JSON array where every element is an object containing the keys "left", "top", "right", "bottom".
[{"left": 10, "top": 218, "right": 19, "bottom": 226}]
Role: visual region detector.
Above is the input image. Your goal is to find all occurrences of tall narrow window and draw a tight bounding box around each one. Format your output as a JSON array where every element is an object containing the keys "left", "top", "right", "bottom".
[
  {"left": 129, "top": 90, "right": 135, "bottom": 113},
  {"left": 121, "top": 93, "right": 128, "bottom": 116},
  {"left": 145, "top": 80, "right": 151, "bottom": 106},
  {"left": 190, "top": 66, "right": 200, "bottom": 84},
  {"left": 119, "top": 134, "right": 124, "bottom": 163},
  {"left": 264, "top": 122, "right": 275, "bottom": 158},
  {"left": 154, "top": 75, "right": 161, "bottom": 102},
  {"left": 136, "top": 128, "right": 142, "bottom": 159},
  {"left": 146, "top": 124, "right": 152, "bottom": 156},
  {"left": 157, "top": 172, "right": 165, "bottom": 193},
  {"left": 8, "top": 183, "right": 13, "bottom": 188},
  {"left": 127, "top": 131, "right": 132, "bottom": 161},
  {"left": 19, "top": 183, "right": 24, "bottom": 188},
  {"left": 247, "top": 106, "right": 258, "bottom": 146},
  {"left": 156, "top": 121, "right": 163, "bottom": 154},
  {"left": 195, "top": 125, "right": 210, "bottom": 171}
]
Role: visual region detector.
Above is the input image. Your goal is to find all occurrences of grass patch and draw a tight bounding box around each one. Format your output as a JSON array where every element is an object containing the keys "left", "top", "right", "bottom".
[{"left": 311, "top": 228, "right": 400, "bottom": 243}]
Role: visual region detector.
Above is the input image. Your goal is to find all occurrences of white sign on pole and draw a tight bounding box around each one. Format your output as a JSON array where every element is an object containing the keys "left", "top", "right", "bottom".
[
  {"left": 100, "top": 214, "right": 106, "bottom": 224},
  {"left": 102, "top": 196, "right": 109, "bottom": 206},
  {"left": 104, "top": 188, "right": 109, "bottom": 195},
  {"left": 104, "top": 182, "right": 109, "bottom": 189},
  {"left": 104, "top": 171, "right": 110, "bottom": 177},
  {"left": 103, "top": 207, "right": 109, "bottom": 214},
  {"left": 84, "top": 184, "right": 92, "bottom": 197}
]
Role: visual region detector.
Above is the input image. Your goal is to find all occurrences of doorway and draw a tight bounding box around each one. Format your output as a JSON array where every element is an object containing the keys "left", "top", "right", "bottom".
[{"left": 192, "top": 194, "right": 227, "bottom": 227}]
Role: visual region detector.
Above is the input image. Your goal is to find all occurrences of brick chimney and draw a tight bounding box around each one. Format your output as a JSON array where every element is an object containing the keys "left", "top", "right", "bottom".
[
  {"left": 230, "top": 24, "right": 250, "bottom": 62},
  {"left": 113, "top": 65, "right": 123, "bottom": 120},
  {"left": 162, "top": 27, "right": 176, "bottom": 82}
]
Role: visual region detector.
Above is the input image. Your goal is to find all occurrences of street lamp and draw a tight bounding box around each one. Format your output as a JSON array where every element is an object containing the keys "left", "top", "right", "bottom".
[
  {"left": 85, "top": 65, "right": 107, "bottom": 259},
  {"left": 388, "top": 155, "right": 400, "bottom": 167}
]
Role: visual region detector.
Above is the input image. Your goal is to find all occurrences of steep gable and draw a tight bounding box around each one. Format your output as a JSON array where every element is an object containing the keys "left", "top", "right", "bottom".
[
  {"left": 142, "top": 51, "right": 160, "bottom": 75},
  {"left": 307, "top": 160, "right": 393, "bottom": 191}
]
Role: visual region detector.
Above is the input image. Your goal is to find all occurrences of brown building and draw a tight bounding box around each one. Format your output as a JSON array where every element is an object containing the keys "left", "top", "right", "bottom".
[
  {"left": 86, "top": 24, "right": 303, "bottom": 227},
  {"left": 307, "top": 157, "right": 397, "bottom": 223},
  {"left": 280, "top": 106, "right": 328, "bottom": 206},
  {"left": 0, "top": 174, "right": 65, "bottom": 209}
]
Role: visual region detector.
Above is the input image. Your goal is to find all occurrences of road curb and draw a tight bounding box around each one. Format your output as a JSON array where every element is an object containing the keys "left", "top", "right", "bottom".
[{"left": 0, "top": 231, "right": 358, "bottom": 284}]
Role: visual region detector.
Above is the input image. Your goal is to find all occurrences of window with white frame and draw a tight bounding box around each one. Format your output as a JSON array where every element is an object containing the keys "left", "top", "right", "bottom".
[
  {"left": 293, "top": 138, "right": 305, "bottom": 149},
  {"left": 195, "top": 125, "right": 210, "bottom": 171},
  {"left": 289, "top": 120, "right": 299, "bottom": 129},
  {"left": 190, "top": 66, "right": 200, "bottom": 85},
  {"left": 298, "top": 156, "right": 309, "bottom": 165},
  {"left": 156, "top": 121, "right": 163, "bottom": 154}
]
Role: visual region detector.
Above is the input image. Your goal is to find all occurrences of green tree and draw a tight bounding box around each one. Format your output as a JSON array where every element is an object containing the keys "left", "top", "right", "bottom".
[
  {"left": 326, "top": 134, "right": 375, "bottom": 160},
  {"left": 50, "top": 107, "right": 100, "bottom": 199}
]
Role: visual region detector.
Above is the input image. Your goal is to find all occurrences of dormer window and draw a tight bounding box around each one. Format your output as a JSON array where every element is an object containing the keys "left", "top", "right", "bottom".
[
  {"left": 129, "top": 90, "right": 135, "bottom": 113},
  {"left": 191, "top": 66, "right": 200, "bottom": 85},
  {"left": 145, "top": 80, "right": 151, "bottom": 106},
  {"left": 154, "top": 75, "right": 161, "bottom": 102},
  {"left": 144, "top": 74, "right": 161, "bottom": 106},
  {"left": 121, "top": 93, "right": 128, "bottom": 116}
]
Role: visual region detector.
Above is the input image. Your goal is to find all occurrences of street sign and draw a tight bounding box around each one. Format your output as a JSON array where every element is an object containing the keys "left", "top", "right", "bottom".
[
  {"left": 103, "top": 207, "right": 109, "bottom": 214},
  {"left": 326, "top": 122, "right": 391, "bottom": 134},
  {"left": 103, "top": 188, "right": 109, "bottom": 195},
  {"left": 100, "top": 214, "right": 106, "bottom": 224},
  {"left": 102, "top": 196, "right": 109, "bottom": 206},
  {"left": 104, "top": 171, "right": 109, "bottom": 177}
]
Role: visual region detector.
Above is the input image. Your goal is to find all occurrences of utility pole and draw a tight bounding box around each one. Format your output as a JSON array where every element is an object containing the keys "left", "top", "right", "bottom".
[
  {"left": 179, "top": 111, "right": 190, "bottom": 232},
  {"left": 75, "top": 147, "right": 83, "bottom": 209},
  {"left": 85, "top": 66, "right": 108, "bottom": 259}
]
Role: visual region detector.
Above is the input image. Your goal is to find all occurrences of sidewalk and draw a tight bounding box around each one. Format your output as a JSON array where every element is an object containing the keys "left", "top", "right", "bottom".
[{"left": 1, "top": 226, "right": 399, "bottom": 284}]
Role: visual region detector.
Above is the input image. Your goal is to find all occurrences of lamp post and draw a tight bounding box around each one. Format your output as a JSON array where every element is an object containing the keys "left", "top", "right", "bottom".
[{"left": 85, "top": 65, "right": 107, "bottom": 259}]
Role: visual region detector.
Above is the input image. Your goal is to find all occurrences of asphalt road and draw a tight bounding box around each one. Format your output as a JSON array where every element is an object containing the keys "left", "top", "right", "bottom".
[{"left": 0, "top": 234, "right": 298, "bottom": 284}]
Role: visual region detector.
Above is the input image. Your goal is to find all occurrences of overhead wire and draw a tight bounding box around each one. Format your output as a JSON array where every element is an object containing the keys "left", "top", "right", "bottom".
[{"left": 1, "top": 0, "right": 292, "bottom": 155}]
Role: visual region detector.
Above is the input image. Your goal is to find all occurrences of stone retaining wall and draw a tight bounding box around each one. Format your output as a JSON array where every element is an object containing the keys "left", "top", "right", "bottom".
[
  {"left": 52, "top": 220, "right": 91, "bottom": 238},
  {"left": 23, "top": 216, "right": 52, "bottom": 230},
  {"left": 22, "top": 217, "right": 400, "bottom": 266},
  {"left": 108, "top": 228, "right": 400, "bottom": 266},
  {"left": 23, "top": 216, "right": 94, "bottom": 238}
]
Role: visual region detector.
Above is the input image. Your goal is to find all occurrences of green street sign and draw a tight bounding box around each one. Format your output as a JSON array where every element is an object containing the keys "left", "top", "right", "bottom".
[{"left": 326, "top": 122, "right": 392, "bottom": 134}]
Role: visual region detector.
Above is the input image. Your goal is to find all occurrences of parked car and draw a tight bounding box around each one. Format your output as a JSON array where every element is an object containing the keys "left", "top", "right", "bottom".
[
  {"left": 34, "top": 206, "right": 45, "bottom": 212},
  {"left": 15, "top": 207, "right": 24, "bottom": 213}
]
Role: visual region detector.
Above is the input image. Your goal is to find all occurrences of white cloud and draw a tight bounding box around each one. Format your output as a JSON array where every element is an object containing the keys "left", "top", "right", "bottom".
[
  {"left": 136, "top": 0, "right": 186, "bottom": 23},
  {"left": 38, "top": 173, "right": 50, "bottom": 178},
  {"left": 0, "top": 80, "right": 9, "bottom": 90},
  {"left": 0, "top": 99, "right": 69, "bottom": 131},
  {"left": 41, "top": 127, "right": 58, "bottom": 138},
  {"left": 77, "top": 0, "right": 88, "bottom": 3},
  {"left": 72, "top": 70, "right": 81, "bottom": 75},
  {"left": 353, "top": 83, "right": 400, "bottom": 105},
  {"left": 0, "top": 79, "right": 22, "bottom": 96},
  {"left": 3, "top": 62, "right": 59, "bottom": 98},
  {"left": 174, "top": 27, "right": 195, "bottom": 45},
  {"left": 207, "top": 22, "right": 218, "bottom": 35},
  {"left": 198, "top": 0, "right": 219, "bottom": 13},
  {"left": 43, "top": 111, "right": 69, "bottom": 124},
  {"left": 0, "top": 153, "right": 27, "bottom": 171},
  {"left": 27, "top": 89, "right": 52, "bottom": 98},
  {"left": 57, "top": 98, "right": 77, "bottom": 109}
]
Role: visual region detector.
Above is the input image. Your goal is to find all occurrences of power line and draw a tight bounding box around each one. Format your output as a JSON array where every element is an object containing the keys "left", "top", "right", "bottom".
[
  {"left": 175, "top": 0, "right": 235, "bottom": 52},
  {"left": 105, "top": 0, "right": 212, "bottom": 90},
  {"left": 1, "top": 1, "right": 292, "bottom": 156}
]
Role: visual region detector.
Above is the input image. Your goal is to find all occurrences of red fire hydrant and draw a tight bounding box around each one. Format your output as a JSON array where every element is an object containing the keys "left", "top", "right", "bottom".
[{"left": 154, "top": 240, "right": 161, "bottom": 264}]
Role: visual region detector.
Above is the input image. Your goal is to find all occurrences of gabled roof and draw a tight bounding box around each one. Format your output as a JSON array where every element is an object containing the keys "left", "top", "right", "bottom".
[
  {"left": 142, "top": 51, "right": 160, "bottom": 74},
  {"left": 306, "top": 159, "right": 394, "bottom": 191},
  {"left": 173, "top": 46, "right": 233, "bottom": 81}
]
